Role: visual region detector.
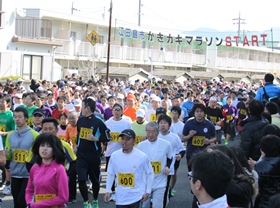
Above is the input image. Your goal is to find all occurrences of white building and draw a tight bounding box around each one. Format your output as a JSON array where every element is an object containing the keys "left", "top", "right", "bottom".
[{"left": 1, "top": 1, "right": 280, "bottom": 82}]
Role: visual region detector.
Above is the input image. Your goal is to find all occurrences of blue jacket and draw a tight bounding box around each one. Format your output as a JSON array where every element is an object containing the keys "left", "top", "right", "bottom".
[{"left": 255, "top": 83, "right": 280, "bottom": 101}]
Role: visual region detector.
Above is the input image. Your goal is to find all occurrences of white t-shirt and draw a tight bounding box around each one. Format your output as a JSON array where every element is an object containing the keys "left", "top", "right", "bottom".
[
  {"left": 145, "top": 108, "right": 157, "bottom": 122},
  {"left": 137, "top": 138, "right": 172, "bottom": 189},
  {"left": 108, "top": 148, "right": 154, "bottom": 205},
  {"left": 170, "top": 120, "right": 185, "bottom": 139},
  {"left": 158, "top": 131, "right": 186, "bottom": 175},
  {"left": 105, "top": 117, "right": 132, "bottom": 157},
  {"left": 65, "top": 102, "right": 75, "bottom": 112}
]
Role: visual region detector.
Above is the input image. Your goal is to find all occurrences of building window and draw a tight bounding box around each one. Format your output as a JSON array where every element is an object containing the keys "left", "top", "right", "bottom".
[{"left": 23, "top": 55, "right": 42, "bottom": 80}]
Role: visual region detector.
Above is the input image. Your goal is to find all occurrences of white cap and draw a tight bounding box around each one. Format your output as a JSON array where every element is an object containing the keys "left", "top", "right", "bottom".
[
  {"left": 14, "top": 93, "right": 22, "bottom": 99},
  {"left": 152, "top": 96, "right": 161, "bottom": 102},
  {"left": 136, "top": 109, "right": 145, "bottom": 118},
  {"left": 73, "top": 99, "right": 82, "bottom": 106},
  {"left": 17, "top": 78, "right": 24, "bottom": 82},
  {"left": 209, "top": 96, "right": 217, "bottom": 101},
  {"left": 150, "top": 94, "right": 156, "bottom": 99},
  {"left": 38, "top": 86, "right": 44, "bottom": 91},
  {"left": 76, "top": 86, "right": 82, "bottom": 91},
  {"left": 82, "top": 87, "right": 88, "bottom": 91},
  {"left": 117, "top": 94, "right": 124, "bottom": 99}
]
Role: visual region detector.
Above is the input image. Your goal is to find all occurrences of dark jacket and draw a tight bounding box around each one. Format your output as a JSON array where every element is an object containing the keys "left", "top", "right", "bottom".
[
  {"left": 254, "top": 157, "right": 280, "bottom": 208},
  {"left": 240, "top": 116, "right": 269, "bottom": 161}
]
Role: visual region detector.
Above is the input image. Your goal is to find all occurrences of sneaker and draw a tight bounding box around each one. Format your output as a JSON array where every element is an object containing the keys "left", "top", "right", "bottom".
[
  {"left": 3, "top": 184, "right": 11, "bottom": 195},
  {"left": 68, "top": 198, "right": 77, "bottom": 204},
  {"left": 170, "top": 189, "right": 175, "bottom": 197},
  {"left": 91, "top": 200, "right": 99, "bottom": 208},
  {"left": 225, "top": 141, "right": 228, "bottom": 145},
  {"left": 83, "top": 201, "right": 91, "bottom": 208},
  {"left": 109, "top": 193, "right": 116, "bottom": 201}
]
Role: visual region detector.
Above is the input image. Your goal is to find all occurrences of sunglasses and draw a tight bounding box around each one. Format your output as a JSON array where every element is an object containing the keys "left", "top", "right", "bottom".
[
  {"left": 33, "top": 114, "right": 43, "bottom": 117},
  {"left": 113, "top": 108, "right": 121, "bottom": 111}
]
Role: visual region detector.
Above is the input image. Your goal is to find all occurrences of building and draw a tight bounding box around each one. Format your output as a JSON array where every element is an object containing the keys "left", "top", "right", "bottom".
[{"left": 1, "top": 1, "right": 280, "bottom": 82}]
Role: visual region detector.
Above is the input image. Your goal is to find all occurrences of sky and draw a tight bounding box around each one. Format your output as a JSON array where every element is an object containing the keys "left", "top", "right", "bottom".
[{"left": 15, "top": 0, "right": 280, "bottom": 35}]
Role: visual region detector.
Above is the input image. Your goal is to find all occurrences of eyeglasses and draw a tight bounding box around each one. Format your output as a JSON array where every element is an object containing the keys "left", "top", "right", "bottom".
[
  {"left": 113, "top": 108, "right": 121, "bottom": 111},
  {"left": 33, "top": 114, "right": 43, "bottom": 117},
  {"left": 188, "top": 171, "right": 193, "bottom": 180}
]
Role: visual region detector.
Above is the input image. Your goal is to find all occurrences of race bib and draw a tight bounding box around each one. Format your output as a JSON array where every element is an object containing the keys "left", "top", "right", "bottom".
[
  {"left": 227, "top": 115, "right": 233, "bottom": 120},
  {"left": 27, "top": 118, "right": 33, "bottom": 126},
  {"left": 57, "top": 135, "right": 66, "bottom": 141},
  {"left": 192, "top": 136, "right": 205, "bottom": 146},
  {"left": 151, "top": 161, "right": 162, "bottom": 174},
  {"left": 118, "top": 172, "right": 135, "bottom": 187},
  {"left": 135, "top": 136, "right": 143, "bottom": 145},
  {"left": 0, "top": 124, "right": 6, "bottom": 132},
  {"left": 150, "top": 114, "right": 157, "bottom": 122},
  {"left": 240, "top": 109, "right": 246, "bottom": 115},
  {"left": 13, "top": 149, "right": 28, "bottom": 163},
  {"left": 209, "top": 116, "right": 217, "bottom": 123},
  {"left": 80, "top": 127, "right": 92, "bottom": 139},
  {"left": 35, "top": 194, "right": 57, "bottom": 208},
  {"left": 110, "top": 132, "right": 120, "bottom": 142},
  {"left": 70, "top": 136, "right": 77, "bottom": 144}
]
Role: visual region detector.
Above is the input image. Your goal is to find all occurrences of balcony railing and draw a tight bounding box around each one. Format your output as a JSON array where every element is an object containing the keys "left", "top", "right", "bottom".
[
  {"left": 54, "top": 39, "right": 205, "bottom": 66},
  {"left": 15, "top": 18, "right": 52, "bottom": 40}
]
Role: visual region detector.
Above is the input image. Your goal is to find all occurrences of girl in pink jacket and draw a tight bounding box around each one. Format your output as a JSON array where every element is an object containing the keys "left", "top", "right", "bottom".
[{"left": 25, "top": 134, "right": 68, "bottom": 208}]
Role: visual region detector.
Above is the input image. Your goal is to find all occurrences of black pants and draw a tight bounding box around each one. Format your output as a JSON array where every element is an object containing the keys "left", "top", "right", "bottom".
[
  {"left": 163, "top": 175, "right": 171, "bottom": 208},
  {"left": 116, "top": 200, "right": 141, "bottom": 208},
  {"left": 11, "top": 177, "right": 28, "bottom": 208},
  {"left": 67, "top": 161, "right": 77, "bottom": 200}
]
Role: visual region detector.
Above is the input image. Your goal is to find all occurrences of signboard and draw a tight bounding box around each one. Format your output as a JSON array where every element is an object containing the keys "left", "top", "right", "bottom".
[{"left": 86, "top": 30, "right": 100, "bottom": 46}]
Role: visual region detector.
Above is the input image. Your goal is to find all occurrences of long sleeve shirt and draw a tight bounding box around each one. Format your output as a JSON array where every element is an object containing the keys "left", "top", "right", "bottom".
[{"left": 25, "top": 160, "right": 69, "bottom": 208}]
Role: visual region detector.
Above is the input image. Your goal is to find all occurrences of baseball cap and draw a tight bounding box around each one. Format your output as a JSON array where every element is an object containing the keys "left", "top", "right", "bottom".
[
  {"left": 14, "top": 93, "right": 22, "bottom": 99},
  {"left": 7, "top": 78, "right": 12, "bottom": 82},
  {"left": 156, "top": 107, "right": 167, "bottom": 115},
  {"left": 152, "top": 96, "right": 161, "bottom": 102},
  {"left": 117, "top": 94, "right": 124, "bottom": 99},
  {"left": 217, "top": 102, "right": 223, "bottom": 106},
  {"left": 119, "top": 129, "right": 136, "bottom": 139},
  {"left": 32, "top": 108, "right": 45, "bottom": 117},
  {"left": 126, "top": 94, "right": 136, "bottom": 100},
  {"left": 136, "top": 109, "right": 145, "bottom": 118},
  {"left": 76, "top": 86, "right": 82, "bottom": 91},
  {"left": 17, "top": 78, "right": 24, "bottom": 82}
]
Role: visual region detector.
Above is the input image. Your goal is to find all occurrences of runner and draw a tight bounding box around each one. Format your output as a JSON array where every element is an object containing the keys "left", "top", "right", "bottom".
[
  {"left": 76, "top": 97, "right": 110, "bottom": 208},
  {"left": 6, "top": 107, "right": 39, "bottom": 208},
  {"left": 137, "top": 122, "right": 172, "bottom": 208},
  {"left": 104, "top": 129, "right": 154, "bottom": 207}
]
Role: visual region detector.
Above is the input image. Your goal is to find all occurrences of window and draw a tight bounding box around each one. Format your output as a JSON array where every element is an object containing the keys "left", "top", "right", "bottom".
[{"left": 23, "top": 55, "right": 42, "bottom": 80}]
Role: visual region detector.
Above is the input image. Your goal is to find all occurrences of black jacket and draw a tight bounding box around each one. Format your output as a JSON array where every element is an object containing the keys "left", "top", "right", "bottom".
[
  {"left": 240, "top": 116, "right": 269, "bottom": 161},
  {"left": 254, "top": 157, "right": 280, "bottom": 208}
]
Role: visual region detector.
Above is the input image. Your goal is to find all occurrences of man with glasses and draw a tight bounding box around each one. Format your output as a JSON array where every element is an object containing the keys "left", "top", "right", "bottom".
[
  {"left": 189, "top": 150, "right": 233, "bottom": 208},
  {"left": 30, "top": 108, "right": 45, "bottom": 132},
  {"left": 105, "top": 103, "right": 132, "bottom": 202}
]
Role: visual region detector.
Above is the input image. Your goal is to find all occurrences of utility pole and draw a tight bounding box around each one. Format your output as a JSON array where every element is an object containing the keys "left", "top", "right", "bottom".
[
  {"left": 138, "top": 0, "right": 142, "bottom": 26},
  {"left": 106, "top": 0, "right": 113, "bottom": 83},
  {"left": 233, "top": 12, "right": 246, "bottom": 37},
  {"left": 71, "top": 2, "right": 80, "bottom": 14}
]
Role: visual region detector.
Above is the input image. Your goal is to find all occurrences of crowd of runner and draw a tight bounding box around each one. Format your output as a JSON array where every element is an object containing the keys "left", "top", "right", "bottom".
[{"left": 0, "top": 72, "right": 279, "bottom": 208}]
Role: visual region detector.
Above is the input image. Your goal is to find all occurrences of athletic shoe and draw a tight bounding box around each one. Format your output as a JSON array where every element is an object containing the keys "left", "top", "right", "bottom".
[
  {"left": 225, "top": 141, "right": 228, "bottom": 145},
  {"left": 170, "top": 189, "right": 175, "bottom": 197},
  {"left": 110, "top": 193, "right": 116, "bottom": 201},
  {"left": 3, "top": 184, "right": 11, "bottom": 195},
  {"left": 68, "top": 198, "right": 77, "bottom": 204},
  {"left": 91, "top": 200, "right": 99, "bottom": 208},
  {"left": 83, "top": 201, "right": 91, "bottom": 208}
]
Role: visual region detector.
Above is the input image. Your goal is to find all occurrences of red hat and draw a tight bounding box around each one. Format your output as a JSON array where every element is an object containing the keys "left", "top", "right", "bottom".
[{"left": 126, "top": 94, "right": 136, "bottom": 100}]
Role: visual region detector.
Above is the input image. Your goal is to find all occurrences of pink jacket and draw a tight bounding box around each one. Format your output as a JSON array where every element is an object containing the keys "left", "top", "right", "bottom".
[{"left": 25, "top": 160, "right": 69, "bottom": 208}]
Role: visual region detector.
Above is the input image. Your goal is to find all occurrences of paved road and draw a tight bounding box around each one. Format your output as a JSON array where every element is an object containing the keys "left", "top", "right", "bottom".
[{"left": 2, "top": 136, "right": 240, "bottom": 208}]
